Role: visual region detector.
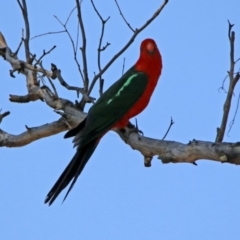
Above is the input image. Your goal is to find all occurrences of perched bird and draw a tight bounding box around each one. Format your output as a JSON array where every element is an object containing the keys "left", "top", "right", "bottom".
[{"left": 45, "top": 38, "right": 163, "bottom": 205}]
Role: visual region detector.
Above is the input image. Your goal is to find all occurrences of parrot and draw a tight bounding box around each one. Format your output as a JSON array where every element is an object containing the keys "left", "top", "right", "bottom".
[{"left": 45, "top": 38, "right": 162, "bottom": 205}]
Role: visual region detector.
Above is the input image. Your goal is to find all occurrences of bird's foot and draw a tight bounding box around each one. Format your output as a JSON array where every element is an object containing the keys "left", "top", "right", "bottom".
[
  {"left": 127, "top": 121, "right": 144, "bottom": 136},
  {"left": 119, "top": 120, "right": 144, "bottom": 143}
]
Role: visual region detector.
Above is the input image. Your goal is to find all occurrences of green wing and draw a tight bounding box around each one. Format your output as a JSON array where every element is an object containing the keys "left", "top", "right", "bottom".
[
  {"left": 44, "top": 67, "right": 148, "bottom": 204},
  {"left": 73, "top": 67, "right": 148, "bottom": 148}
]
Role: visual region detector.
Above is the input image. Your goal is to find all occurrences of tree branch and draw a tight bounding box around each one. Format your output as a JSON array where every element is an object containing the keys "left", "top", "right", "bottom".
[
  {"left": 1, "top": 116, "right": 240, "bottom": 167},
  {"left": 114, "top": 0, "right": 135, "bottom": 32},
  {"left": 31, "top": 30, "right": 66, "bottom": 40},
  {"left": 90, "top": 0, "right": 110, "bottom": 96},
  {"left": 0, "top": 110, "right": 10, "bottom": 123},
  {"left": 17, "top": 0, "right": 31, "bottom": 63},
  {"left": 0, "top": 33, "right": 92, "bottom": 103},
  {"left": 54, "top": 14, "right": 84, "bottom": 82},
  {"left": 227, "top": 92, "right": 240, "bottom": 136},
  {"left": 216, "top": 21, "right": 240, "bottom": 142},
  {"left": 34, "top": 45, "right": 56, "bottom": 67},
  {"left": 76, "top": 0, "right": 89, "bottom": 91},
  {"left": 162, "top": 117, "right": 174, "bottom": 140},
  {"left": 50, "top": 63, "right": 95, "bottom": 102}
]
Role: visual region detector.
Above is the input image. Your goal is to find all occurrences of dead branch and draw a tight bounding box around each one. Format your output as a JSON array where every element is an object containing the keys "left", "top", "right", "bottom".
[
  {"left": 76, "top": 0, "right": 89, "bottom": 91},
  {"left": 1, "top": 116, "right": 240, "bottom": 167},
  {"left": 227, "top": 92, "right": 240, "bottom": 136},
  {"left": 0, "top": 33, "right": 92, "bottom": 104},
  {"left": 216, "top": 21, "right": 240, "bottom": 142},
  {"left": 34, "top": 45, "right": 56, "bottom": 67},
  {"left": 0, "top": 110, "right": 10, "bottom": 123},
  {"left": 114, "top": 0, "right": 135, "bottom": 32},
  {"left": 13, "top": 38, "right": 23, "bottom": 57},
  {"left": 31, "top": 30, "right": 66, "bottom": 40},
  {"left": 162, "top": 117, "right": 174, "bottom": 140},
  {"left": 50, "top": 63, "right": 95, "bottom": 103},
  {"left": 17, "top": 0, "right": 31, "bottom": 63},
  {"left": 31, "top": 7, "right": 76, "bottom": 41},
  {"left": 90, "top": 0, "right": 110, "bottom": 96},
  {"left": 38, "top": 62, "right": 59, "bottom": 99},
  {"left": 54, "top": 14, "right": 84, "bottom": 82}
]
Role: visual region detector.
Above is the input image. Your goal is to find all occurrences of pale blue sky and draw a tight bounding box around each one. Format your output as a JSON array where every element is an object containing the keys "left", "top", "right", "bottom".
[{"left": 0, "top": 1, "right": 240, "bottom": 239}]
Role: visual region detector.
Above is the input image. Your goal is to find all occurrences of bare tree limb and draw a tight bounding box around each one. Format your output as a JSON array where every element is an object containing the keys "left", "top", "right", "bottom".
[
  {"left": 0, "top": 110, "right": 10, "bottom": 123},
  {"left": 0, "top": 33, "right": 92, "bottom": 103},
  {"left": 31, "top": 30, "right": 66, "bottom": 40},
  {"left": 0, "top": 44, "right": 53, "bottom": 77},
  {"left": 17, "top": 0, "right": 31, "bottom": 63},
  {"left": 216, "top": 21, "right": 240, "bottom": 142},
  {"left": 114, "top": 0, "right": 135, "bottom": 32},
  {"left": 54, "top": 15, "right": 84, "bottom": 82},
  {"left": 65, "top": 6, "right": 77, "bottom": 26},
  {"left": 76, "top": 0, "right": 89, "bottom": 91},
  {"left": 90, "top": 0, "right": 110, "bottom": 96},
  {"left": 88, "top": 0, "right": 169, "bottom": 95},
  {"left": 31, "top": 7, "right": 76, "bottom": 41},
  {"left": 1, "top": 116, "right": 240, "bottom": 167},
  {"left": 51, "top": 63, "right": 95, "bottom": 102},
  {"left": 13, "top": 38, "right": 23, "bottom": 57},
  {"left": 34, "top": 45, "right": 56, "bottom": 67},
  {"left": 227, "top": 92, "right": 240, "bottom": 136},
  {"left": 162, "top": 117, "right": 174, "bottom": 140},
  {"left": 0, "top": 119, "right": 71, "bottom": 147},
  {"left": 38, "top": 62, "right": 59, "bottom": 99}
]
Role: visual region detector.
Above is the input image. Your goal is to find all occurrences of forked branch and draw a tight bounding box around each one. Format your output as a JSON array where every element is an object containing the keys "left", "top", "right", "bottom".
[
  {"left": 216, "top": 21, "right": 240, "bottom": 142},
  {"left": 90, "top": 0, "right": 110, "bottom": 96}
]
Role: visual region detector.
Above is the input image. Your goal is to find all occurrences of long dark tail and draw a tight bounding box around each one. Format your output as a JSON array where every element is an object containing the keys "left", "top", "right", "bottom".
[{"left": 44, "top": 139, "right": 98, "bottom": 205}]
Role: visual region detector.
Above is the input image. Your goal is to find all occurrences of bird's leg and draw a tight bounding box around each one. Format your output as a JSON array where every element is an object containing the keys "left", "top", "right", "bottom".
[{"left": 128, "top": 119, "right": 144, "bottom": 138}]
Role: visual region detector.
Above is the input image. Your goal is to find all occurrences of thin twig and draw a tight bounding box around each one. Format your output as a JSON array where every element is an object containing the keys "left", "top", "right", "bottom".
[
  {"left": 0, "top": 110, "right": 10, "bottom": 123},
  {"left": 88, "top": 0, "right": 169, "bottom": 95},
  {"left": 34, "top": 45, "right": 56, "bottom": 66},
  {"left": 227, "top": 92, "right": 240, "bottom": 136},
  {"left": 76, "top": 0, "right": 89, "bottom": 90},
  {"left": 162, "top": 117, "right": 174, "bottom": 140},
  {"left": 17, "top": 0, "right": 31, "bottom": 63},
  {"left": 31, "top": 31, "right": 66, "bottom": 40},
  {"left": 218, "top": 72, "right": 240, "bottom": 93},
  {"left": 13, "top": 38, "right": 23, "bottom": 57},
  {"left": 216, "top": 21, "right": 240, "bottom": 142},
  {"left": 90, "top": 0, "right": 110, "bottom": 96},
  {"left": 235, "top": 57, "right": 240, "bottom": 64},
  {"left": 54, "top": 15, "right": 84, "bottom": 82},
  {"left": 65, "top": 6, "right": 77, "bottom": 26},
  {"left": 218, "top": 74, "right": 229, "bottom": 93},
  {"left": 51, "top": 63, "right": 95, "bottom": 103},
  {"left": 75, "top": 21, "right": 79, "bottom": 53},
  {"left": 34, "top": 45, "right": 56, "bottom": 67},
  {"left": 39, "top": 62, "right": 59, "bottom": 98},
  {"left": 114, "top": 0, "right": 135, "bottom": 32}
]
